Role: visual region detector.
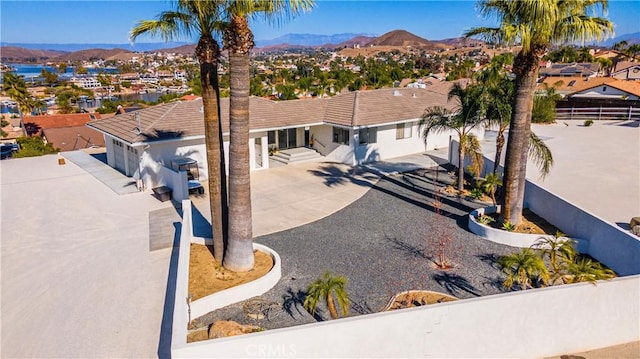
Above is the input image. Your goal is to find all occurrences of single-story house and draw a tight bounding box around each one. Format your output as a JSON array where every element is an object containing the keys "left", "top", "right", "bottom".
[
  {"left": 611, "top": 61, "right": 640, "bottom": 81},
  {"left": 567, "top": 79, "right": 640, "bottom": 101},
  {"left": 21, "top": 113, "right": 104, "bottom": 150},
  {"left": 87, "top": 83, "right": 482, "bottom": 191},
  {"left": 539, "top": 62, "right": 600, "bottom": 78}
]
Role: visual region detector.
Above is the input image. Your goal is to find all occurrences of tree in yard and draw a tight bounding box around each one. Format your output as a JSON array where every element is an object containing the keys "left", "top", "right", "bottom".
[
  {"left": 2, "top": 72, "right": 31, "bottom": 114},
  {"left": 531, "top": 232, "right": 576, "bottom": 284},
  {"left": 303, "top": 271, "right": 349, "bottom": 319},
  {"left": 130, "top": 0, "right": 229, "bottom": 262},
  {"left": 220, "top": 0, "right": 313, "bottom": 272},
  {"left": 477, "top": 172, "right": 502, "bottom": 205},
  {"left": 498, "top": 248, "right": 550, "bottom": 290},
  {"left": 532, "top": 83, "right": 562, "bottom": 124},
  {"left": 419, "top": 82, "right": 485, "bottom": 192},
  {"left": 466, "top": 0, "right": 613, "bottom": 225}
]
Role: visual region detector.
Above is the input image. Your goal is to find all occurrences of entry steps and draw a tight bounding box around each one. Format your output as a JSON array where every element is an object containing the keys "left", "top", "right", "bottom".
[{"left": 270, "top": 147, "right": 323, "bottom": 165}]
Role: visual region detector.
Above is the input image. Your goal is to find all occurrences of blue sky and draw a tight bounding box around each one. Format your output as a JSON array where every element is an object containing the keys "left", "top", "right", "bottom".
[{"left": 1, "top": 0, "right": 639, "bottom": 44}]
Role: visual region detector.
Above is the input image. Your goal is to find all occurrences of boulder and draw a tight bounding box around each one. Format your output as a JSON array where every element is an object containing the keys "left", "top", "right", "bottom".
[
  {"left": 630, "top": 217, "right": 640, "bottom": 228},
  {"left": 208, "top": 320, "right": 260, "bottom": 339}
]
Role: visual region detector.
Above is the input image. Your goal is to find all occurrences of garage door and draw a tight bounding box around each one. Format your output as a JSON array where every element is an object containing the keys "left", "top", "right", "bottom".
[
  {"left": 126, "top": 145, "right": 139, "bottom": 177},
  {"left": 113, "top": 140, "right": 126, "bottom": 174}
]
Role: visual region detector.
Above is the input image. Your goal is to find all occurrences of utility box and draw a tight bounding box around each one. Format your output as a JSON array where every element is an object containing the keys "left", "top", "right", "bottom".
[{"left": 152, "top": 186, "right": 173, "bottom": 202}]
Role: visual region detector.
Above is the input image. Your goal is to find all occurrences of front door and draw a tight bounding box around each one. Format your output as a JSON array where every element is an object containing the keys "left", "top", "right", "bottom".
[{"left": 276, "top": 128, "right": 297, "bottom": 150}]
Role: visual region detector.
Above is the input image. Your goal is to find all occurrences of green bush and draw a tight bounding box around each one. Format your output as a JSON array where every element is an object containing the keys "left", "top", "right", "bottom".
[
  {"left": 584, "top": 119, "right": 594, "bottom": 127},
  {"left": 477, "top": 214, "right": 495, "bottom": 225},
  {"left": 14, "top": 136, "right": 59, "bottom": 157},
  {"left": 470, "top": 188, "right": 484, "bottom": 200},
  {"left": 502, "top": 221, "right": 516, "bottom": 232}
]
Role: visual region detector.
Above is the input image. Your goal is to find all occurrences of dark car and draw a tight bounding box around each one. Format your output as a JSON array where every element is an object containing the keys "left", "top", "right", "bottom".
[{"left": 0, "top": 143, "right": 19, "bottom": 159}]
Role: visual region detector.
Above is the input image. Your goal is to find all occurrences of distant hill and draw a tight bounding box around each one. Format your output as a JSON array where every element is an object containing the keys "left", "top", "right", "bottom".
[
  {"left": 0, "top": 42, "right": 191, "bottom": 52},
  {"left": 599, "top": 32, "right": 640, "bottom": 47},
  {"left": 0, "top": 46, "right": 67, "bottom": 62},
  {"left": 439, "top": 37, "right": 485, "bottom": 47},
  {"left": 330, "top": 36, "right": 377, "bottom": 49},
  {"left": 54, "top": 48, "right": 134, "bottom": 62},
  {"left": 255, "top": 33, "right": 377, "bottom": 47},
  {"left": 154, "top": 44, "right": 196, "bottom": 55},
  {"left": 365, "top": 30, "right": 446, "bottom": 50}
]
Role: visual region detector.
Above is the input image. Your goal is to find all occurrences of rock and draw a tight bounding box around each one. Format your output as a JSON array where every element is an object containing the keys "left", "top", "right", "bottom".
[
  {"left": 631, "top": 225, "right": 640, "bottom": 237},
  {"left": 208, "top": 320, "right": 260, "bottom": 339},
  {"left": 630, "top": 217, "right": 640, "bottom": 228}
]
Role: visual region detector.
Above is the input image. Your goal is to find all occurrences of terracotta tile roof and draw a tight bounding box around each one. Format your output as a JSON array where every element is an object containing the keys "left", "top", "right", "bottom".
[
  {"left": 22, "top": 113, "right": 101, "bottom": 136},
  {"left": 596, "top": 80, "right": 640, "bottom": 97},
  {"left": 538, "top": 76, "right": 617, "bottom": 93},
  {"left": 41, "top": 126, "right": 106, "bottom": 151},
  {"left": 88, "top": 84, "right": 463, "bottom": 144}
]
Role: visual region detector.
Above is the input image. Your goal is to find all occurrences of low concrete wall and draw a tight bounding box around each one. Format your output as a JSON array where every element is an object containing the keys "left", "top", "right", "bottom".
[
  {"left": 524, "top": 181, "right": 640, "bottom": 276},
  {"left": 449, "top": 140, "right": 640, "bottom": 276},
  {"left": 173, "top": 276, "right": 640, "bottom": 358},
  {"left": 468, "top": 206, "right": 589, "bottom": 252},
  {"left": 189, "top": 243, "right": 282, "bottom": 319},
  {"left": 171, "top": 201, "right": 282, "bottom": 355},
  {"left": 155, "top": 165, "right": 188, "bottom": 202}
]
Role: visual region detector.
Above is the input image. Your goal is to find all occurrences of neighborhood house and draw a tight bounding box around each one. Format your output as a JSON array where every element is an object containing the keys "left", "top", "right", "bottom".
[{"left": 87, "top": 84, "right": 483, "bottom": 192}]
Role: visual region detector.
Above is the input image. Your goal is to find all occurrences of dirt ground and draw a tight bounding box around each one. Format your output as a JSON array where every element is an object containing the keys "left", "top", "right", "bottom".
[
  {"left": 188, "top": 244, "right": 273, "bottom": 301},
  {"left": 489, "top": 208, "right": 561, "bottom": 235},
  {"left": 385, "top": 291, "right": 458, "bottom": 311}
]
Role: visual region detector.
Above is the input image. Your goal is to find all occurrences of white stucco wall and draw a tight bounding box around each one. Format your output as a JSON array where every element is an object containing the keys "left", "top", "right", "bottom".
[
  {"left": 141, "top": 138, "right": 207, "bottom": 190},
  {"left": 174, "top": 276, "right": 640, "bottom": 358},
  {"left": 311, "top": 125, "right": 354, "bottom": 164}
]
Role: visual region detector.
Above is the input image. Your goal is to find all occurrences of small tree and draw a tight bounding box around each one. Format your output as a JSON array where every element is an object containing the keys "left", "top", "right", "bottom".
[
  {"left": 531, "top": 232, "right": 576, "bottom": 284},
  {"left": 564, "top": 258, "right": 616, "bottom": 284},
  {"left": 303, "top": 271, "right": 349, "bottom": 319},
  {"left": 477, "top": 173, "right": 502, "bottom": 205},
  {"left": 498, "top": 248, "right": 549, "bottom": 290},
  {"left": 14, "top": 136, "right": 59, "bottom": 157}
]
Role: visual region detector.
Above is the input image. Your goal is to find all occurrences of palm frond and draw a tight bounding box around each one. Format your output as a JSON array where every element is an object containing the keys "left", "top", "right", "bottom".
[{"left": 528, "top": 132, "right": 554, "bottom": 179}]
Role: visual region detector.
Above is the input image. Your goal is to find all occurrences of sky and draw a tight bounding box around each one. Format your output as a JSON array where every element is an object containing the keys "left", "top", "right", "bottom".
[{"left": 1, "top": 0, "right": 639, "bottom": 44}]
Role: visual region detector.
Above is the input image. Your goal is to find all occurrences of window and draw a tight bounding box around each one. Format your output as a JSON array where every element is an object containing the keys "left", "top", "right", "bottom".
[
  {"left": 396, "top": 123, "right": 412, "bottom": 139},
  {"left": 358, "top": 127, "right": 377, "bottom": 145},
  {"left": 333, "top": 127, "right": 350, "bottom": 145},
  {"left": 602, "top": 86, "right": 607, "bottom": 92}
]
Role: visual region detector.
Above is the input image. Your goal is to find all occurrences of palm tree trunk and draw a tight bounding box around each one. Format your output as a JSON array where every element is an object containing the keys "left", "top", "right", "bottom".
[
  {"left": 327, "top": 294, "right": 339, "bottom": 319},
  {"left": 457, "top": 143, "right": 465, "bottom": 192},
  {"left": 196, "top": 36, "right": 228, "bottom": 262},
  {"left": 223, "top": 15, "right": 255, "bottom": 272},
  {"left": 493, "top": 125, "right": 506, "bottom": 175},
  {"left": 501, "top": 51, "right": 538, "bottom": 225}
]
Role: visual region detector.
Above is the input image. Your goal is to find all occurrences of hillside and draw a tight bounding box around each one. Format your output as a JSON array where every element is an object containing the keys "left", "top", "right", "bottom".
[
  {"left": 439, "top": 37, "right": 485, "bottom": 47},
  {"left": 330, "top": 36, "right": 377, "bottom": 49},
  {"left": 54, "top": 48, "right": 133, "bottom": 62},
  {"left": 365, "top": 30, "right": 447, "bottom": 50},
  {"left": 0, "top": 46, "right": 67, "bottom": 62},
  {"left": 154, "top": 44, "right": 196, "bottom": 55}
]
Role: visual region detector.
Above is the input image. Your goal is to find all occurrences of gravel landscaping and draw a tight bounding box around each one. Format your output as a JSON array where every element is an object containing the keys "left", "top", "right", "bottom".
[{"left": 193, "top": 164, "right": 519, "bottom": 330}]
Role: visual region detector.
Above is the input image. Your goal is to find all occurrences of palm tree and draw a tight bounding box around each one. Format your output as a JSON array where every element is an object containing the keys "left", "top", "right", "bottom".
[
  {"left": 564, "top": 257, "right": 616, "bottom": 284},
  {"left": 220, "top": 0, "right": 313, "bottom": 272},
  {"left": 531, "top": 232, "right": 576, "bottom": 284},
  {"left": 474, "top": 54, "right": 514, "bottom": 176},
  {"left": 303, "top": 271, "right": 349, "bottom": 319},
  {"left": 498, "top": 248, "right": 550, "bottom": 290},
  {"left": 130, "top": 0, "right": 229, "bottom": 261},
  {"left": 466, "top": 0, "right": 613, "bottom": 225},
  {"left": 2, "top": 72, "right": 31, "bottom": 113},
  {"left": 419, "top": 82, "right": 485, "bottom": 192},
  {"left": 477, "top": 172, "right": 502, "bottom": 205}
]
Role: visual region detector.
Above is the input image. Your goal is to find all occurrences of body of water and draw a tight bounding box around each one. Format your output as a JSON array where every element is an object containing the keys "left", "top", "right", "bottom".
[{"left": 5, "top": 63, "right": 119, "bottom": 79}]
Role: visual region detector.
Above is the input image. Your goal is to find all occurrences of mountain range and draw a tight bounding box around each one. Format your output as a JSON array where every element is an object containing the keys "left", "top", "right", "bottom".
[{"left": 1, "top": 30, "right": 638, "bottom": 63}]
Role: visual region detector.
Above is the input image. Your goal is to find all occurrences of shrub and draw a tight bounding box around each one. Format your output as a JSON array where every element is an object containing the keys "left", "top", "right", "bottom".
[
  {"left": 14, "top": 136, "right": 59, "bottom": 157},
  {"left": 502, "top": 221, "right": 516, "bottom": 232},
  {"left": 477, "top": 214, "right": 495, "bottom": 225},
  {"left": 470, "top": 188, "right": 483, "bottom": 200},
  {"left": 584, "top": 119, "right": 594, "bottom": 127}
]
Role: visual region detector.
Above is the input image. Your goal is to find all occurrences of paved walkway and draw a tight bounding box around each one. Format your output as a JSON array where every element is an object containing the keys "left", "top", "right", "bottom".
[{"left": 62, "top": 150, "right": 141, "bottom": 195}]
